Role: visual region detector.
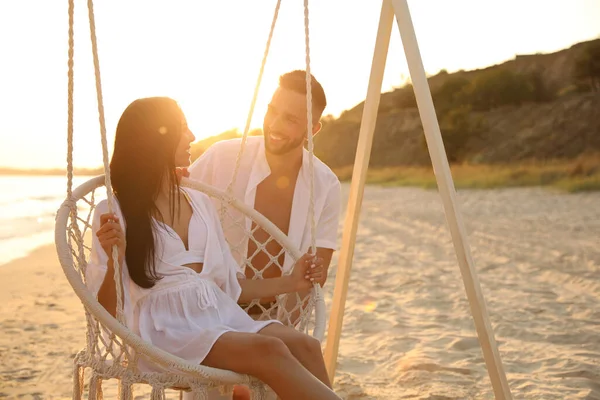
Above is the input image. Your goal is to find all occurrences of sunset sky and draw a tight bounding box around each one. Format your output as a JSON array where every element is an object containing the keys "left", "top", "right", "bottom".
[{"left": 1, "top": 0, "right": 599, "bottom": 170}]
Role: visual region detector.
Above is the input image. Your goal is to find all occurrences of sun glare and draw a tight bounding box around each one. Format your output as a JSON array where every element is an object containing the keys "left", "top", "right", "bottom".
[{"left": 0, "top": 0, "right": 598, "bottom": 170}]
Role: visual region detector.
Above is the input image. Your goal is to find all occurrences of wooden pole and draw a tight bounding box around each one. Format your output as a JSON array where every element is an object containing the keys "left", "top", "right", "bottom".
[
  {"left": 323, "top": 0, "right": 395, "bottom": 384},
  {"left": 390, "top": 0, "right": 512, "bottom": 398}
]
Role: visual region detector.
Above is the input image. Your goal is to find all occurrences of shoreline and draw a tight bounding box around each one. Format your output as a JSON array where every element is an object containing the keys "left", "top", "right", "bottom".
[{"left": 0, "top": 233, "right": 56, "bottom": 268}]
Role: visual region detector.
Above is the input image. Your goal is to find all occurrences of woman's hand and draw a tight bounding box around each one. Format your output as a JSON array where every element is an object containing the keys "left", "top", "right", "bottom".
[
  {"left": 290, "top": 253, "right": 324, "bottom": 291},
  {"left": 238, "top": 253, "right": 325, "bottom": 302},
  {"left": 96, "top": 213, "right": 126, "bottom": 267}
]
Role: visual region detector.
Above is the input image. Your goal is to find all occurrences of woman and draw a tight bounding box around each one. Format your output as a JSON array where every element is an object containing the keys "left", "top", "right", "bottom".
[{"left": 87, "top": 97, "right": 340, "bottom": 400}]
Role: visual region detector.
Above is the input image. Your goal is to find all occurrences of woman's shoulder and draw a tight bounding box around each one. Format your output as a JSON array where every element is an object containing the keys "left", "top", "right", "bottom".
[
  {"left": 95, "top": 198, "right": 109, "bottom": 213},
  {"left": 93, "top": 197, "right": 124, "bottom": 221},
  {"left": 182, "top": 186, "right": 218, "bottom": 217}
]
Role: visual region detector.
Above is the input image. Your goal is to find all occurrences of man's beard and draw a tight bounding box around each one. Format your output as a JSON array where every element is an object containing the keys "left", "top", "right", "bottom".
[{"left": 264, "top": 129, "right": 305, "bottom": 156}]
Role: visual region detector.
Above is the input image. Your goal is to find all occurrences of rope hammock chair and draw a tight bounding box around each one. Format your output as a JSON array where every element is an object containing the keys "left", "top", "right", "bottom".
[{"left": 54, "top": 0, "right": 327, "bottom": 398}]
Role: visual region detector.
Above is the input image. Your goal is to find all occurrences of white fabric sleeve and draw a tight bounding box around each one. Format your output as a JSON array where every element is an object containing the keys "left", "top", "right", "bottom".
[
  {"left": 205, "top": 194, "right": 243, "bottom": 302},
  {"left": 85, "top": 200, "right": 109, "bottom": 297},
  {"left": 316, "top": 180, "right": 342, "bottom": 251}
]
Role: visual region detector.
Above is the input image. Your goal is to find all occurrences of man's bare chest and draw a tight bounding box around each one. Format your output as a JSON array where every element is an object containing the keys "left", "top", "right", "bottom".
[{"left": 253, "top": 176, "right": 297, "bottom": 235}]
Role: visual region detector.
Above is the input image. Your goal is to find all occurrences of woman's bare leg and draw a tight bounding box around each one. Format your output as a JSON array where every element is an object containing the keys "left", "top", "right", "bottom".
[
  {"left": 202, "top": 331, "right": 340, "bottom": 400},
  {"left": 258, "top": 324, "right": 331, "bottom": 388}
]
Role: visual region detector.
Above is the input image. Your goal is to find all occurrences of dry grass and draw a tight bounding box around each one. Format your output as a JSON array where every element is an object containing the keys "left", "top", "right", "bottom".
[{"left": 334, "top": 154, "right": 600, "bottom": 193}]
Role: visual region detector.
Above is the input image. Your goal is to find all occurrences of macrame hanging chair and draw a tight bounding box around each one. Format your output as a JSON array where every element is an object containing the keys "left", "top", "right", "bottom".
[{"left": 54, "top": 0, "right": 328, "bottom": 398}]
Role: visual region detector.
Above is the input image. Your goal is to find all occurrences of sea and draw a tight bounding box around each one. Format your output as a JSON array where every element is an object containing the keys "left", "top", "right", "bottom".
[{"left": 0, "top": 175, "right": 101, "bottom": 265}]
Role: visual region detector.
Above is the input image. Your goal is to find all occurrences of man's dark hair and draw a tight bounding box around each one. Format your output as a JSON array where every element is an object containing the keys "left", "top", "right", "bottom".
[{"left": 278, "top": 70, "right": 327, "bottom": 120}]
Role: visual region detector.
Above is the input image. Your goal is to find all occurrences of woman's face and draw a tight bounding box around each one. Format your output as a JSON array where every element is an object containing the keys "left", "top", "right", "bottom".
[{"left": 174, "top": 119, "right": 196, "bottom": 167}]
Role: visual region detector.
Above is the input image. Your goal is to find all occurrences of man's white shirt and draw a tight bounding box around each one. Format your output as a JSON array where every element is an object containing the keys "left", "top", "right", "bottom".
[{"left": 187, "top": 136, "right": 341, "bottom": 273}]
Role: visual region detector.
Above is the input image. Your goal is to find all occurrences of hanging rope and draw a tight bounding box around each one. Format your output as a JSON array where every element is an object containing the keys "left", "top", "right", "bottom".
[
  {"left": 84, "top": 0, "right": 126, "bottom": 325},
  {"left": 66, "top": 0, "right": 75, "bottom": 201},
  {"left": 85, "top": 0, "right": 111, "bottom": 208},
  {"left": 227, "top": 0, "right": 282, "bottom": 195},
  {"left": 303, "top": 0, "right": 317, "bottom": 255},
  {"left": 66, "top": 0, "right": 95, "bottom": 353},
  {"left": 66, "top": 0, "right": 84, "bottom": 258},
  {"left": 227, "top": 0, "right": 317, "bottom": 256}
]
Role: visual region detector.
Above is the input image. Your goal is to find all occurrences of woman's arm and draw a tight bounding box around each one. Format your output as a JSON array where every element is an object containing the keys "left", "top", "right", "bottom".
[
  {"left": 195, "top": 190, "right": 324, "bottom": 305},
  {"left": 237, "top": 253, "right": 323, "bottom": 303},
  {"left": 94, "top": 213, "right": 126, "bottom": 318},
  {"left": 237, "top": 275, "right": 298, "bottom": 303},
  {"left": 97, "top": 259, "right": 118, "bottom": 318}
]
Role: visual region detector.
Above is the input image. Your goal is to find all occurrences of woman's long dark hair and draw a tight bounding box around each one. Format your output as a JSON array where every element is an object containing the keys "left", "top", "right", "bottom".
[{"left": 110, "top": 97, "right": 183, "bottom": 288}]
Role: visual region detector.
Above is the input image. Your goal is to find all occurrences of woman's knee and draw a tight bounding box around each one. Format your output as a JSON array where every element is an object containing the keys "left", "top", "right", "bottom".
[
  {"left": 253, "top": 335, "right": 292, "bottom": 362},
  {"left": 292, "top": 334, "right": 322, "bottom": 357}
]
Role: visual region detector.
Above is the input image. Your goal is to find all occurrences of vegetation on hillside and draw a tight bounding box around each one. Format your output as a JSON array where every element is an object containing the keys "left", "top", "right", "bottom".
[
  {"left": 334, "top": 153, "right": 600, "bottom": 193},
  {"left": 573, "top": 40, "right": 600, "bottom": 92},
  {"left": 315, "top": 39, "right": 600, "bottom": 169}
]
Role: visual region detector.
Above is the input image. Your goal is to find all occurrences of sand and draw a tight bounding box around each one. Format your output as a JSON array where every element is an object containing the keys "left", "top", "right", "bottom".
[{"left": 1, "top": 185, "right": 599, "bottom": 399}]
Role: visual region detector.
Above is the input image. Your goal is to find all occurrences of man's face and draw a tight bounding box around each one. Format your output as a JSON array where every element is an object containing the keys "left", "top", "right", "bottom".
[{"left": 263, "top": 87, "right": 316, "bottom": 156}]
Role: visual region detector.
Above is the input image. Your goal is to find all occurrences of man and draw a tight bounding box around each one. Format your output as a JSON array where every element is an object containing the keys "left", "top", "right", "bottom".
[
  {"left": 185, "top": 70, "right": 341, "bottom": 400},
  {"left": 187, "top": 70, "right": 341, "bottom": 308}
]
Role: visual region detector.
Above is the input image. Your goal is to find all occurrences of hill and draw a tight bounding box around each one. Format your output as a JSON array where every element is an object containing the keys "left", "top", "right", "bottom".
[{"left": 312, "top": 39, "right": 600, "bottom": 168}]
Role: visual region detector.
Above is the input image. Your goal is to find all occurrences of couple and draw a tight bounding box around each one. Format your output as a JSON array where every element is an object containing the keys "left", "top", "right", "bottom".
[{"left": 87, "top": 70, "right": 342, "bottom": 400}]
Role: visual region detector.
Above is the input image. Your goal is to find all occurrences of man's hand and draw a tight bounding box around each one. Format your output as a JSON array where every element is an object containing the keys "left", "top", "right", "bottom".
[{"left": 176, "top": 167, "right": 190, "bottom": 183}]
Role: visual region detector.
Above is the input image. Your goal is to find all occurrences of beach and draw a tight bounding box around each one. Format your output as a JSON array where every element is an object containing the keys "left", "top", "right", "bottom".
[{"left": 1, "top": 184, "right": 599, "bottom": 399}]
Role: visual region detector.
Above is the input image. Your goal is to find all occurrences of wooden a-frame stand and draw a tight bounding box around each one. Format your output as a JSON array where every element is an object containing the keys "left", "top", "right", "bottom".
[{"left": 322, "top": 1, "right": 513, "bottom": 398}]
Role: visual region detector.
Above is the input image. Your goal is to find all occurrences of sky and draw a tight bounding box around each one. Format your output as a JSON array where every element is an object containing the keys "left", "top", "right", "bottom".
[{"left": 0, "top": 0, "right": 599, "bottom": 170}]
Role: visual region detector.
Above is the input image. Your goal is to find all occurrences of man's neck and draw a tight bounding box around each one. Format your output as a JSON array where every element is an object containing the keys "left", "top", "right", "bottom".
[{"left": 265, "top": 148, "right": 303, "bottom": 176}]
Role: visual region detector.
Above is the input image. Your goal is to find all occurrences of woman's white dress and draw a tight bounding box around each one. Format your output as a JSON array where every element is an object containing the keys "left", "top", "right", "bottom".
[{"left": 86, "top": 187, "right": 280, "bottom": 371}]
